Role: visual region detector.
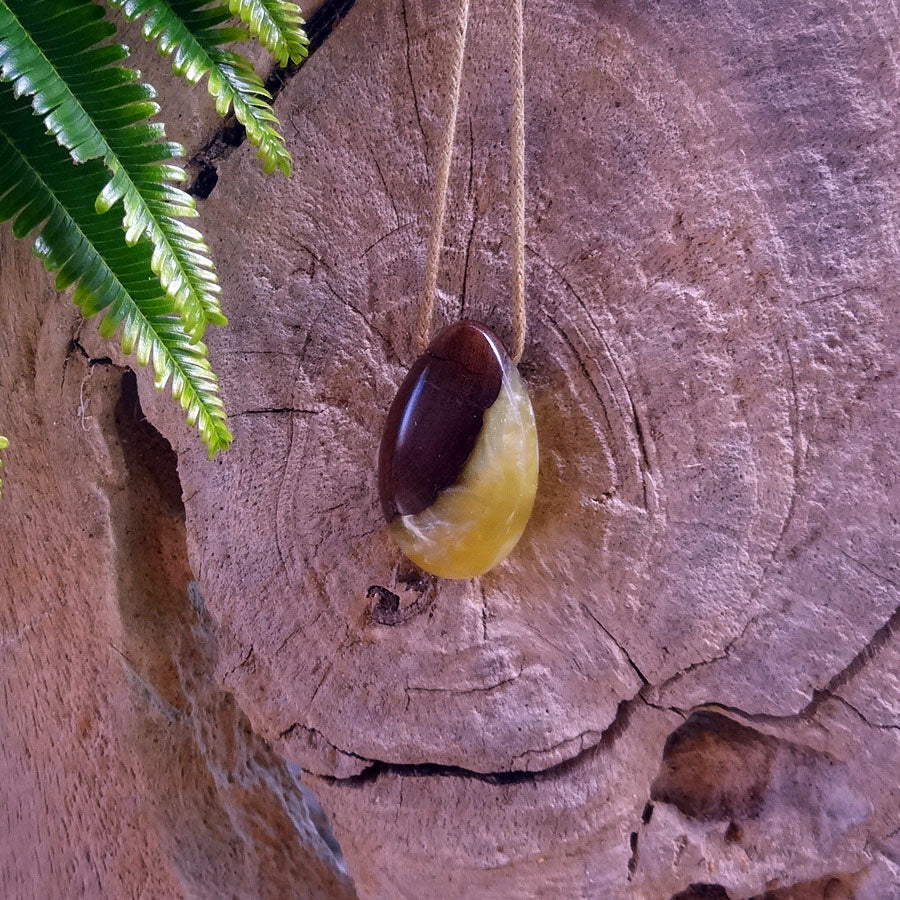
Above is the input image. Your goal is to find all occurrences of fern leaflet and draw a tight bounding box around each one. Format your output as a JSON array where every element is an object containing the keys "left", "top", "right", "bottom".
[
  {"left": 0, "top": 81, "right": 232, "bottom": 456},
  {"left": 0, "top": 0, "right": 226, "bottom": 340},
  {"left": 229, "top": 0, "right": 308, "bottom": 66},
  {"left": 108, "top": 0, "right": 293, "bottom": 175}
]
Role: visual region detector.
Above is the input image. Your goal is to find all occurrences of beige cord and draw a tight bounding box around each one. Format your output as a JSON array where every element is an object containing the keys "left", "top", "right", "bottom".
[
  {"left": 508, "top": 0, "right": 527, "bottom": 362},
  {"left": 415, "top": 0, "right": 528, "bottom": 364},
  {"left": 414, "top": 0, "right": 471, "bottom": 356}
]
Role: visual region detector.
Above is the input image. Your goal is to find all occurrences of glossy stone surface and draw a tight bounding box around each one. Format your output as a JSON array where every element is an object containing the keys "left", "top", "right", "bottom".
[{"left": 378, "top": 321, "right": 538, "bottom": 578}]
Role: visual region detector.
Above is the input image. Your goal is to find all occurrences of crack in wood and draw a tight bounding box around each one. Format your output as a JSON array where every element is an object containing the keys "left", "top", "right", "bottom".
[
  {"left": 222, "top": 643, "right": 254, "bottom": 680},
  {"left": 400, "top": 0, "right": 429, "bottom": 163},
  {"left": 458, "top": 205, "right": 479, "bottom": 319},
  {"left": 323, "top": 279, "right": 401, "bottom": 362},
  {"left": 367, "top": 140, "right": 400, "bottom": 228},
  {"left": 406, "top": 668, "right": 522, "bottom": 695},
  {"left": 578, "top": 601, "right": 648, "bottom": 686},
  {"left": 314, "top": 694, "right": 647, "bottom": 786},
  {"left": 361, "top": 220, "right": 413, "bottom": 257},
  {"left": 529, "top": 245, "right": 656, "bottom": 510},
  {"left": 187, "top": 0, "right": 360, "bottom": 198},
  {"left": 227, "top": 406, "right": 324, "bottom": 418}
]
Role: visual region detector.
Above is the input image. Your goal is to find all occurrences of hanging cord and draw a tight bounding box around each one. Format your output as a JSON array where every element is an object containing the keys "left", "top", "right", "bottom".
[
  {"left": 414, "top": 0, "right": 470, "bottom": 356},
  {"left": 508, "top": 0, "right": 527, "bottom": 362},
  {"left": 415, "top": 0, "right": 528, "bottom": 364}
]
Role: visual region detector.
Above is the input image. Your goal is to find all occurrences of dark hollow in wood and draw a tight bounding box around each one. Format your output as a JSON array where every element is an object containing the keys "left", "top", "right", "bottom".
[{"left": 378, "top": 321, "right": 506, "bottom": 520}]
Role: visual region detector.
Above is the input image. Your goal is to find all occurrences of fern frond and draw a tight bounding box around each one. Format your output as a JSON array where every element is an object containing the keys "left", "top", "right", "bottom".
[
  {"left": 229, "top": 0, "right": 308, "bottom": 66},
  {"left": 0, "top": 82, "right": 232, "bottom": 456},
  {"left": 0, "top": 435, "right": 7, "bottom": 498},
  {"left": 108, "top": 0, "right": 293, "bottom": 175},
  {"left": 0, "top": 0, "right": 226, "bottom": 340}
]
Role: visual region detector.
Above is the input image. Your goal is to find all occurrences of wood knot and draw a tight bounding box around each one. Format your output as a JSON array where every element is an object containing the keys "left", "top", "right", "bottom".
[
  {"left": 367, "top": 585, "right": 400, "bottom": 620},
  {"left": 367, "top": 562, "right": 436, "bottom": 626}
]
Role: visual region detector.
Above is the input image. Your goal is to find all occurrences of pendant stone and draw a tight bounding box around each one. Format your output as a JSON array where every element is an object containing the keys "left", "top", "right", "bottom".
[{"left": 378, "top": 320, "right": 538, "bottom": 579}]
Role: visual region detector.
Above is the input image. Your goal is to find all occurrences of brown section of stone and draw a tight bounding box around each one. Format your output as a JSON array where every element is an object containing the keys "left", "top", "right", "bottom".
[{"left": 378, "top": 320, "right": 504, "bottom": 519}]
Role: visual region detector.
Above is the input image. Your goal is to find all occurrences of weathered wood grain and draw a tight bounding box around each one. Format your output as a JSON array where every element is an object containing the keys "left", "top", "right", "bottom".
[
  {"left": 3, "top": 0, "right": 899, "bottom": 896},
  {"left": 150, "top": 0, "right": 897, "bottom": 895},
  {"left": 0, "top": 2, "right": 354, "bottom": 897}
]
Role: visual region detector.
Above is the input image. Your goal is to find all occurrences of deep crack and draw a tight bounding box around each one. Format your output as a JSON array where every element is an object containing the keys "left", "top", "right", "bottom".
[
  {"left": 187, "top": 0, "right": 359, "bottom": 198},
  {"left": 311, "top": 694, "right": 647, "bottom": 786}
]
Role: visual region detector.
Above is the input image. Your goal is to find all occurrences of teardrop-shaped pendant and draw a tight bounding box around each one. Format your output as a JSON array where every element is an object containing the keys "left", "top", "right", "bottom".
[{"left": 378, "top": 321, "right": 538, "bottom": 579}]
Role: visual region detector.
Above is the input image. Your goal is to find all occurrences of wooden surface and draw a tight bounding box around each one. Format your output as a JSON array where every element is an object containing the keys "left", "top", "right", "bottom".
[
  {"left": 2, "top": 0, "right": 900, "bottom": 897},
  {"left": 0, "top": 250, "right": 355, "bottom": 897},
  {"left": 0, "top": 2, "right": 354, "bottom": 898}
]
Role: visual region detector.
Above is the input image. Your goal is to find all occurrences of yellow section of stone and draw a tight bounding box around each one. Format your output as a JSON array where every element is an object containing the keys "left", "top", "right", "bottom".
[{"left": 389, "top": 362, "right": 538, "bottom": 579}]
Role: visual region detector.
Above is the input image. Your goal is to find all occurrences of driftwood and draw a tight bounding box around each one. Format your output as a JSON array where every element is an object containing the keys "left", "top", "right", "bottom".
[{"left": 2, "top": 0, "right": 899, "bottom": 897}]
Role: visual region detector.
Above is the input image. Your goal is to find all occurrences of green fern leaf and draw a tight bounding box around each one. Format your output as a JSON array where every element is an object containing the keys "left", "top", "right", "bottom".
[
  {"left": 0, "top": 435, "right": 7, "bottom": 498},
  {"left": 229, "top": 0, "right": 308, "bottom": 66},
  {"left": 0, "top": 0, "right": 226, "bottom": 340},
  {"left": 108, "top": 0, "right": 293, "bottom": 175},
  {"left": 0, "top": 82, "right": 232, "bottom": 457}
]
